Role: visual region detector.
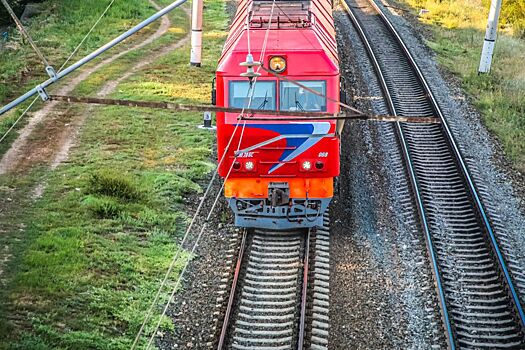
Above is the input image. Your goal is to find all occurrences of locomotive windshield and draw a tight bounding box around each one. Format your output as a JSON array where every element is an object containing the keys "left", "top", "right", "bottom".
[
  {"left": 280, "top": 81, "right": 326, "bottom": 112},
  {"left": 229, "top": 81, "right": 276, "bottom": 110}
]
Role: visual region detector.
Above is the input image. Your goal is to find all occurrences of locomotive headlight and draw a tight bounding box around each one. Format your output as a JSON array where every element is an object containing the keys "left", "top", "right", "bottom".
[
  {"left": 302, "top": 161, "right": 312, "bottom": 171},
  {"left": 269, "top": 56, "right": 286, "bottom": 73},
  {"left": 245, "top": 161, "right": 255, "bottom": 171}
]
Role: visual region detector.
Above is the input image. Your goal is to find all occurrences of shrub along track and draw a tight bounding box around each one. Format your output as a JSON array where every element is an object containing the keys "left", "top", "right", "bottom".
[{"left": 342, "top": 0, "right": 525, "bottom": 347}]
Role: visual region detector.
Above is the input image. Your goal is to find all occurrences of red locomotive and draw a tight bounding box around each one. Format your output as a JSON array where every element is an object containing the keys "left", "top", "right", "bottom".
[{"left": 213, "top": 0, "right": 341, "bottom": 229}]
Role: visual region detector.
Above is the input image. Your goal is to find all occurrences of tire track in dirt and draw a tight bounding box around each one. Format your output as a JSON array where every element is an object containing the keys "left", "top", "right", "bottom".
[
  {"left": 0, "top": 0, "right": 189, "bottom": 286},
  {"left": 0, "top": 0, "right": 172, "bottom": 175},
  {"left": 51, "top": 8, "right": 191, "bottom": 170}
]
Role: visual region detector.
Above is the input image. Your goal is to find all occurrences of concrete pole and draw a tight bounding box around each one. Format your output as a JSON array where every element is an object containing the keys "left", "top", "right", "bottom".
[
  {"left": 190, "top": 0, "right": 203, "bottom": 66},
  {"left": 479, "top": 0, "right": 502, "bottom": 73}
]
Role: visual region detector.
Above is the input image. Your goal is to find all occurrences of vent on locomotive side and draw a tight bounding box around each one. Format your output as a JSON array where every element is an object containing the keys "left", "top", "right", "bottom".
[{"left": 249, "top": 0, "right": 312, "bottom": 28}]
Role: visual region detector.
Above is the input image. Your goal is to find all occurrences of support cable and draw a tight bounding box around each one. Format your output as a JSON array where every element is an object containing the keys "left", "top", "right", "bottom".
[
  {"left": 0, "top": 0, "right": 188, "bottom": 116},
  {"left": 0, "top": 0, "right": 117, "bottom": 145},
  {"left": 0, "top": 0, "right": 54, "bottom": 75},
  {"left": 140, "top": 5, "right": 278, "bottom": 345}
]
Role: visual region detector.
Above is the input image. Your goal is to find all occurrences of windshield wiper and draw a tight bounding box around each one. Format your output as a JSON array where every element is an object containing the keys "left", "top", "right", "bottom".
[
  {"left": 257, "top": 91, "right": 269, "bottom": 110},
  {"left": 295, "top": 92, "right": 305, "bottom": 111}
]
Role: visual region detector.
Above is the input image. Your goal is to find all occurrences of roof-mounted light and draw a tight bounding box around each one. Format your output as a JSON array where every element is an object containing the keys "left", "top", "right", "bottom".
[{"left": 269, "top": 56, "right": 286, "bottom": 73}]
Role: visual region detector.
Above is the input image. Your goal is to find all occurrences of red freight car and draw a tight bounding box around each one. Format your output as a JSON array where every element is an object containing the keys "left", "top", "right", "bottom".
[{"left": 213, "top": 0, "right": 341, "bottom": 229}]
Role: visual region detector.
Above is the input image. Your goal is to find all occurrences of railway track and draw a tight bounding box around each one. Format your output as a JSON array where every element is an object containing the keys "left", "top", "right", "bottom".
[
  {"left": 341, "top": 0, "right": 525, "bottom": 348},
  {"left": 215, "top": 216, "right": 331, "bottom": 350}
]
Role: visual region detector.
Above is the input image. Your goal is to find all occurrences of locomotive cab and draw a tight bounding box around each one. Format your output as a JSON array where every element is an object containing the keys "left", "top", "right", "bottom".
[{"left": 215, "top": 0, "right": 340, "bottom": 229}]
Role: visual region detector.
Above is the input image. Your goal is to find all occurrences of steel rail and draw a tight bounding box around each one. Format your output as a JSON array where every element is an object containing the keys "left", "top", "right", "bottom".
[
  {"left": 340, "top": 2, "right": 455, "bottom": 349},
  {"left": 365, "top": 0, "right": 525, "bottom": 330},
  {"left": 297, "top": 228, "right": 311, "bottom": 350},
  {"left": 343, "top": 0, "right": 525, "bottom": 347},
  {"left": 217, "top": 229, "right": 247, "bottom": 350},
  {"left": 217, "top": 229, "right": 312, "bottom": 349}
]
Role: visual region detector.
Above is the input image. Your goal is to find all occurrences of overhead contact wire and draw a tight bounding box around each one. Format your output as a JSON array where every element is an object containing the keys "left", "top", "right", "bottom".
[
  {"left": 0, "top": 0, "right": 117, "bottom": 145},
  {"left": 142, "top": 2, "right": 278, "bottom": 345}
]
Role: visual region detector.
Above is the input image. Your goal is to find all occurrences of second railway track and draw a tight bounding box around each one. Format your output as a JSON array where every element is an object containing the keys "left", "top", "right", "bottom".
[{"left": 341, "top": 0, "right": 525, "bottom": 348}]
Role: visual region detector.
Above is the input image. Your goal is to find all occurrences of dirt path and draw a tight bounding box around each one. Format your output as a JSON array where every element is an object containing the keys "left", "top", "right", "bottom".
[
  {"left": 0, "top": 0, "right": 190, "bottom": 288},
  {"left": 51, "top": 8, "right": 191, "bottom": 170},
  {"left": 0, "top": 0, "right": 172, "bottom": 175}
]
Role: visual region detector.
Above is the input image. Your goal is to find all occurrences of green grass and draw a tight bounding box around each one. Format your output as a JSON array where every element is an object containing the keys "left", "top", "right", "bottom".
[
  {"left": 0, "top": 0, "right": 163, "bottom": 158},
  {"left": 0, "top": 0, "right": 229, "bottom": 348},
  {"left": 399, "top": 0, "right": 525, "bottom": 172},
  {"left": 0, "top": 0, "right": 161, "bottom": 102}
]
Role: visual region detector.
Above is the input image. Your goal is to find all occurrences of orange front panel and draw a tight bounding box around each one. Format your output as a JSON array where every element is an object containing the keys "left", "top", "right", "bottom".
[{"left": 225, "top": 178, "right": 334, "bottom": 199}]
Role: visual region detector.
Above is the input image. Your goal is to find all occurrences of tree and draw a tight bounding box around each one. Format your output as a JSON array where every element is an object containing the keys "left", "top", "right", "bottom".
[
  {"left": 501, "top": 0, "right": 525, "bottom": 37},
  {"left": 0, "top": 0, "right": 26, "bottom": 25}
]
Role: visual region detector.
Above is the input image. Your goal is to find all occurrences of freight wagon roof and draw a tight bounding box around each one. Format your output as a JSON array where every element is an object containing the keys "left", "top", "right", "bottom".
[{"left": 219, "top": 0, "right": 338, "bottom": 68}]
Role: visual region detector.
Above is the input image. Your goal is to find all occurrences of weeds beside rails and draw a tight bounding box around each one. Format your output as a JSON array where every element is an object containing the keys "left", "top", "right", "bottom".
[
  {"left": 399, "top": 0, "right": 525, "bottom": 173},
  {"left": 0, "top": 0, "right": 228, "bottom": 348}
]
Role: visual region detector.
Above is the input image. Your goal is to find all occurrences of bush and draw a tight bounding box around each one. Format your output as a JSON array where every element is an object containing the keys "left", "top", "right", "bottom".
[
  {"left": 0, "top": 0, "right": 46, "bottom": 25},
  {"left": 88, "top": 170, "right": 143, "bottom": 202},
  {"left": 82, "top": 195, "right": 122, "bottom": 219},
  {"left": 501, "top": 0, "right": 525, "bottom": 38}
]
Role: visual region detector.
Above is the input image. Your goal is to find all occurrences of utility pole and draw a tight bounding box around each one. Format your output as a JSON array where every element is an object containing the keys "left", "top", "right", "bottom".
[
  {"left": 479, "top": 0, "right": 502, "bottom": 74},
  {"left": 190, "top": 0, "right": 203, "bottom": 67}
]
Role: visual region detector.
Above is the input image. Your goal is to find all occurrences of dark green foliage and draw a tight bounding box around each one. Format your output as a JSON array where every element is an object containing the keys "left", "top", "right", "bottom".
[
  {"left": 83, "top": 195, "right": 123, "bottom": 219},
  {"left": 501, "top": 0, "right": 525, "bottom": 38},
  {"left": 0, "top": 0, "right": 46, "bottom": 25},
  {"left": 482, "top": 0, "right": 525, "bottom": 37},
  {"left": 88, "top": 170, "right": 143, "bottom": 202}
]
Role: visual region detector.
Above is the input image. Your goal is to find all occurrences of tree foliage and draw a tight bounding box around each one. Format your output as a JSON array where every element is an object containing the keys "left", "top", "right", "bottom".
[
  {"left": 0, "top": 0, "right": 25, "bottom": 25},
  {"left": 501, "top": 0, "right": 525, "bottom": 37},
  {"left": 0, "top": 0, "right": 46, "bottom": 26}
]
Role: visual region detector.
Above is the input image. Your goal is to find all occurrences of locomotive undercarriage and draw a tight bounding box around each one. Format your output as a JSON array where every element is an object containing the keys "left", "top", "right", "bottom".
[{"left": 228, "top": 183, "right": 330, "bottom": 229}]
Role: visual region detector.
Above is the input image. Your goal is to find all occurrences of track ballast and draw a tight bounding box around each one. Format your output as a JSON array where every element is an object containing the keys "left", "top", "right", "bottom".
[
  {"left": 341, "top": 0, "right": 525, "bottom": 348},
  {"left": 215, "top": 215, "right": 331, "bottom": 350}
]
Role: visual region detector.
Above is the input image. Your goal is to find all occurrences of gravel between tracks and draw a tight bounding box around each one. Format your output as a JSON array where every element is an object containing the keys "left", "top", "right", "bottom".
[
  {"left": 156, "top": 201, "right": 238, "bottom": 349},
  {"left": 330, "top": 9, "right": 444, "bottom": 349},
  {"left": 331, "top": 0, "right": 525, "bottom": 348},
  {"left": 159, "top": 0, "right": 525, "bottom": 348}
]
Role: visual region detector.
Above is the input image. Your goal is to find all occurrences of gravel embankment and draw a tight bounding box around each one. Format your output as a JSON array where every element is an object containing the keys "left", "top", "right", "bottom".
[
  {"left": 330, "top": 0, "right": 525, "bottom": 348},
  {"left": 376, "top": 0, "right": 525, "bottom": 306}
]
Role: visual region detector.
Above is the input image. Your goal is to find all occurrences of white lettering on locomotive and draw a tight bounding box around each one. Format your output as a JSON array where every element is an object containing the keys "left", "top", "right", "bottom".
[
  {"left": 238, "top": 152, "right": 254, "bottom": 158},
  {"left": 318, "top": 152, "right": 329, "bottom": 158}
]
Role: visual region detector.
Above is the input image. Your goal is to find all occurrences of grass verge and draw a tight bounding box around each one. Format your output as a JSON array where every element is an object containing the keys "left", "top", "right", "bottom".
[
  {"left": 397, "top": 0, "right": 525, "bottom": 172},
  {"left": 0, "top": 0, "right": 228, "bottom": 348},
  {"left": 0, "top": 0, "right": 162, "bottom": 159}
]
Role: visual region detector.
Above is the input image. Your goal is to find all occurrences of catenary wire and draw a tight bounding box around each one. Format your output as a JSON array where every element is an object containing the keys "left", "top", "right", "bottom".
[
  {"left": 0, "top": 0, "right": 117, "bottom": 145},
  {"left": 141, "top": 2, "right": 277, "bottom": 347}
]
